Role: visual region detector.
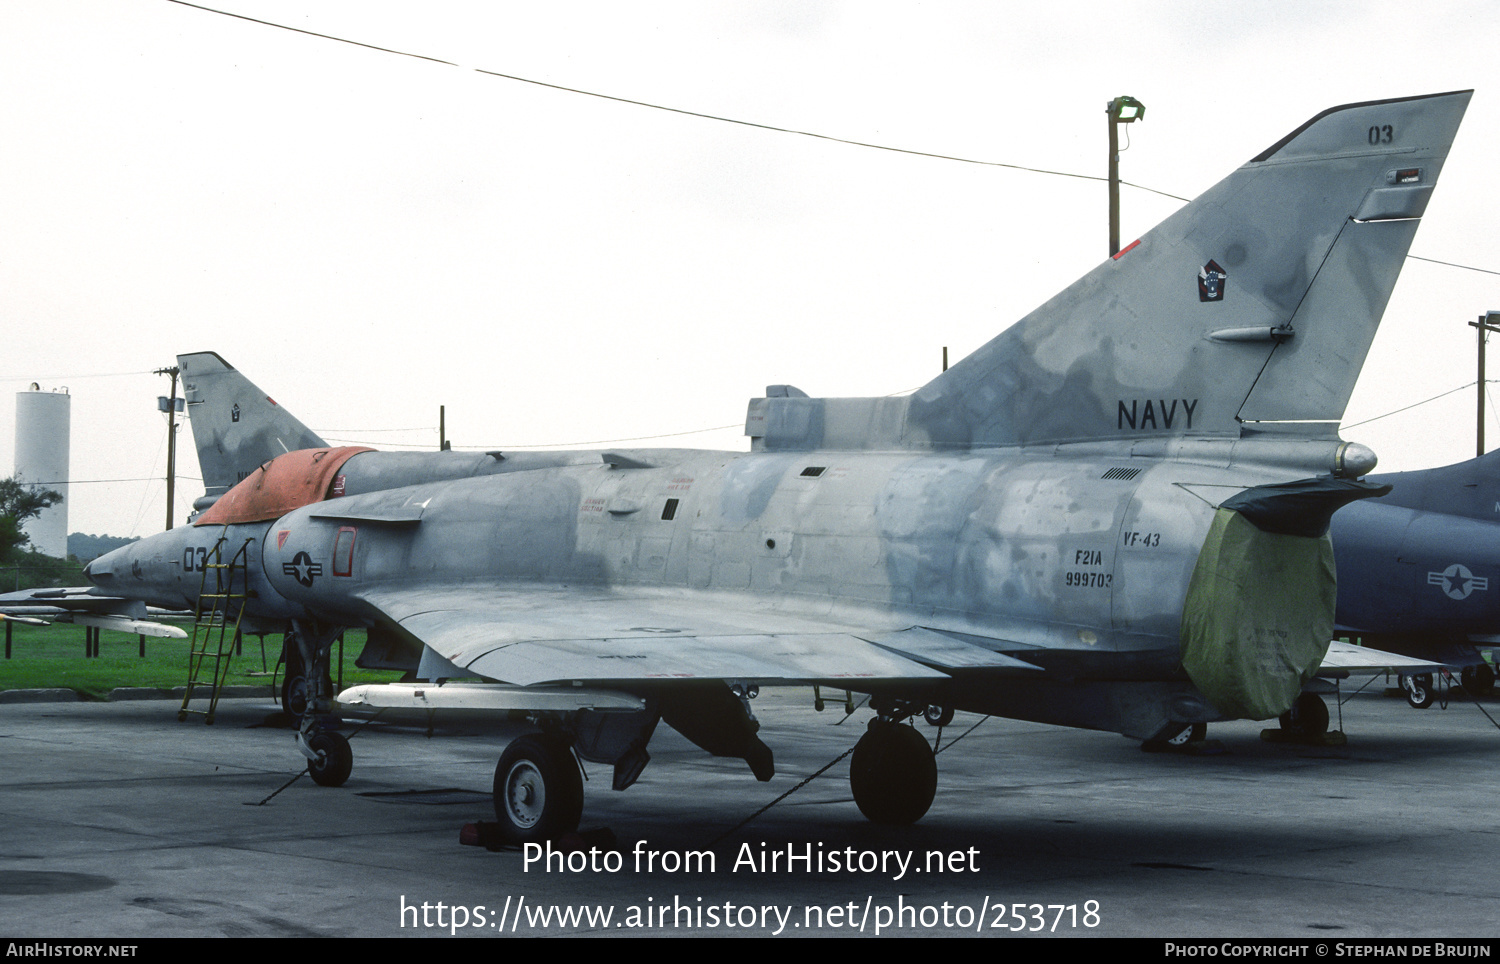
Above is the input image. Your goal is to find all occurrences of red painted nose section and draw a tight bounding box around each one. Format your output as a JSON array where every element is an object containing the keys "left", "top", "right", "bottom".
[{"left": 193, "top": 447, "right": 372, "bottom": 526}]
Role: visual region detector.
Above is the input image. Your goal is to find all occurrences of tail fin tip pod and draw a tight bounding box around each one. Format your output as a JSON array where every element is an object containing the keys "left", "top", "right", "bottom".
[
  {"left": 177, "top": 351, "right": 327, "bottom": 502},
  {"left": 746, "top": 90, "right": 1472, "bottom": 453}
]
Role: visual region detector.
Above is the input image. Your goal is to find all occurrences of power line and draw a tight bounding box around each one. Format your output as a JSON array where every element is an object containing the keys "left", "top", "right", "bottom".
[
  {"left": 313, "top": 427, "right": 436, "bottom": 434},
  {"left": 164, "top": 0, "right": 460, "bottom": 67},
  {"left": 161, "top": 2, "right": 1500, "bottom": 278},
  {"left": 0, "top": 370, "right": 152, "bottom": 383},
  {"left": 452, "top": 423, "right": 744, "bottom": 450},
  {"left": 1341, "top": 381, "right": 1493, "bottom": 430},
  {"left": 17, "top": 477, "right": 202, "bottom": 485},
  {"left": 1407, "top": 255, "right": 1500, "bottom": 277},
  {"left": 164, "top": 0, "right": 1187, "bottom": 202}
]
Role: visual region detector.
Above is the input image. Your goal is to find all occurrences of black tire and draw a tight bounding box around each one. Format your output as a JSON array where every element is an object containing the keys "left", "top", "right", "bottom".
[
  {"left": 923, "top": 704, "right": 954, "bottom": 728},
  {"left": 280, "top": 643, "right": 333, "bottom": 718},
  {"left": 1144, "top": 721, "right": 1207, "bottom": 750},
  {"left": 281, "top": 643, "right": 309, "bottom": 717},
  {"left": 282, "top": 674, "right": 309, "bottom": 717},
  {"left": 1401, "top": 674, "right": 1435, "bottom": 710},
  {"left": 1462, "top": 664, "right": 1495, "bottom": 698},
  {"left": 849, "top": 722, "right": 937, "bottom": 825},
  {"left": 493, "top": 735, "right": 584, "bottom": 845},
  {"left": 1278, "top": 693, "right": 1330, "bottom": 737},
  {"left": 307, "top": 731, "right": 352, "bottom": 787}
]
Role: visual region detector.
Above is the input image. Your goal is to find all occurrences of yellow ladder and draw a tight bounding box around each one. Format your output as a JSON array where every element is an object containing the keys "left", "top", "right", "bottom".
[{"left": 178, "top": 534, "right": 251, "bottom": 725}]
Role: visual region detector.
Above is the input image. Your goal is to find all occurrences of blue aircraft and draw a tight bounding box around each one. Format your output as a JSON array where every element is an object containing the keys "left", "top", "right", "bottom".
[{"left": 1331, "top": 449, "right": 1500, "bottom": 706}]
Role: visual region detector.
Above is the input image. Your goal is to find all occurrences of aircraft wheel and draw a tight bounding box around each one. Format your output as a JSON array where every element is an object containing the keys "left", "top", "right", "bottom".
[
  {"left": 280, "top": 643, "right": 334, "bottom": 718},
  {"left": 307, "top": 731, "right": 352, "bottom": 787},
  {"left": 849, "top": 722, "right": 937, "bottom": 825},
  {"left": 493, "top": 734, "right": 584, "bottom": 845},
  {"left": 1278, "top": 693, "right": 1329, "bottom": 738},
  {"left": 1462, "top": 664, "right": 1495, "bottom": 698},
  {"left": 1143, "top": 721, "right": 1207, "bottom": 750},
  {"left": 281, "top": 644, "right": 310, "bottom": 717},
  {"left": 923, "top": 704, "right": 954, "bottom": 728},
  {"left": 282, "top": 673, "right": 309, "bottom": 718},
  {"left": 1400, "top": 674, "right": 1435, "bottom": 710}
]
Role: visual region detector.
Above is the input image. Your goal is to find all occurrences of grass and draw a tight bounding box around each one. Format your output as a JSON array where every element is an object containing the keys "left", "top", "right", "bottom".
[{"left": 0, "top": 622, "right": 401, "bottom": 700}]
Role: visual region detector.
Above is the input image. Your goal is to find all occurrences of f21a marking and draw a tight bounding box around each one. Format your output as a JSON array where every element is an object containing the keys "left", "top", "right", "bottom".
[
  {"left": 1117, "top": 398, "right": 1197, "bottom": 431},
  {"left": 1066, "top": 548, "right": 1111, "bottom": 588}
]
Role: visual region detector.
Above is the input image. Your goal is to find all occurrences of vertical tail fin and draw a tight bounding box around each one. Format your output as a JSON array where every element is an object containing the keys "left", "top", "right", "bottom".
[
  {"left": 178, "top": 352, "right": 327, "bottom": 501},
  {"left": 906, "top": 90, "right": 1471, "bottom": 448},
  {"left": 747, "top": 91, "right": 1472, "bottom": 453}
]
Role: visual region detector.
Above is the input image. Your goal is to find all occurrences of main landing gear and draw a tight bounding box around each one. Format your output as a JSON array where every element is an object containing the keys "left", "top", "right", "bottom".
[
  {"left": 481, "top": 700, "right": 943, "bottom": 840},
  {"left": 1462, "top": 663, "right": 1495, "bottom": 698},
  {"left": 492, "top": 734, "right": 585, "bottom": 845},
  {"left": 1399, "top": 673, "right": 1435, "bottom": 709},
  {"left": 1261, "top": 692, "right": 1342, "bottom": 745},
  {"left": 1277, "top": 692, "right": 1330, "bottom": 739},
  {"left": 922, "top": 704, "right": 955, "bottom": 728},
  {"left": 1398, "top": 665, "right": 1494, "bottom": 708},
  {"left": 1141, "top": 721, "right": 1208, "bottom": 752},
  {"left": 850, "top": 703, "right": 938, "bottom": 825}
]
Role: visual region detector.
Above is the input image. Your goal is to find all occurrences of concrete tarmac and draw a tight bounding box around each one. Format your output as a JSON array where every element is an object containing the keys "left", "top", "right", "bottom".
[{"left": 2, "top": 685, "right": 1498, "bottom": 938}]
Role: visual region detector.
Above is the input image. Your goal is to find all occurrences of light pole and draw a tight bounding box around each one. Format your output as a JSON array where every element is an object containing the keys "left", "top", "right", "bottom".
[
  {"left": 1106, "top": 96, "right": 1145, "bottom": 257},
  {"left": 1470, "top": 313, "right": 1500, "bottom": 456},
  {"left": 155, "top": 366, "right": 182, "bottom": 529}
]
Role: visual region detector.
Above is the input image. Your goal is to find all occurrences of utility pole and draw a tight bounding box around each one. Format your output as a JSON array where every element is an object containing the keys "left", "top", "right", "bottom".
[
  {"left": 1106, "top": 96, "right": 1146, "bottom": 257},
  {"left": 1469, "top": 311, "right": 1500, "bottom": 456},
  {"left": 440, "top": 405, "right": 450, "bottom": 451},
  {"left": 155, "top": 366, "right": 182, "bottom": 530}
]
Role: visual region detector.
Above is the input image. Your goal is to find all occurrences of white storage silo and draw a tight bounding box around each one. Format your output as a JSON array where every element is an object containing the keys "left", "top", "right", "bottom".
[{"left": 14, "top": 384, "right": 70, "bottom": 559}]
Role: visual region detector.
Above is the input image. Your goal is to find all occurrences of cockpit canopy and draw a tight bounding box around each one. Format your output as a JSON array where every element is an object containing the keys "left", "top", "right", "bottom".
[{"left": 193, "top": 447, "right": 372, "bottom": 526}]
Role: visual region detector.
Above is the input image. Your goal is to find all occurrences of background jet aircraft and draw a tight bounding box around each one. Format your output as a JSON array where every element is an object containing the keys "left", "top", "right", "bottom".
[
  {"left": 172, "top": 350, "right": 639, "bottom": 711},
  {"left": 11, "top": 91, "right": 1470, "bottom": 844},
  {"left": 177, "top": 351, "right": 601, "bottom": 514},
  {"left": 1332, "top": 448, "right": 1500, "bottom": 706}
]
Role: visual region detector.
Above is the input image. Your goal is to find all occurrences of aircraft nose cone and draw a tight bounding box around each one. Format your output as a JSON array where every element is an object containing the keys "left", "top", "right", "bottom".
[{"left": 85, "top": 544, "right": 129, "bottom": 586}]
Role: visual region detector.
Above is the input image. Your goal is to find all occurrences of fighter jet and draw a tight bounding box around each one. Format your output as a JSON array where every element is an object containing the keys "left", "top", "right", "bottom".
[
  {"left": 1332, "top": 448, "right": 1500, "bottom": 706},
  {"left": 15, "top": 91, "right": 1472, "bottom": 842},
  {"left": 168, "top": 350, "right": 623, "bottom": 712}
]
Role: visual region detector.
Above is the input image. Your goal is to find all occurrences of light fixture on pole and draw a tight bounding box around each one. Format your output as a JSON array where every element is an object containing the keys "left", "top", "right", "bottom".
[{"left": 1106, "top": 95, "right": 1145, "bottom": 258}]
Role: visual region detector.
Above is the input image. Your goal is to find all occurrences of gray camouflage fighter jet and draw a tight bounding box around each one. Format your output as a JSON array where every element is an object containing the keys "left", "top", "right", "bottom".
[{"left": 9, "top": 91, "right": 1471, "bottom": 842}]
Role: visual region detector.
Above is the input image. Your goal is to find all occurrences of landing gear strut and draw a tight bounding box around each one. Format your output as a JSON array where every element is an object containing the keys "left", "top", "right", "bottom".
[
  {"left": 280, "top": 643, "right": 310, "bottom": 718},
  {"left": 289, "top": 620, "right": 353, "bottom": 787},
  {"left": 849, "top": 719, "right": 937, "bottom": 825}
]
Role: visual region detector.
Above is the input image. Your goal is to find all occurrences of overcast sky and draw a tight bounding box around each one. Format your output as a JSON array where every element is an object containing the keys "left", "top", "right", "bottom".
[{"left": 2, "top": 0, "right": 1497, "bottom": 539}]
